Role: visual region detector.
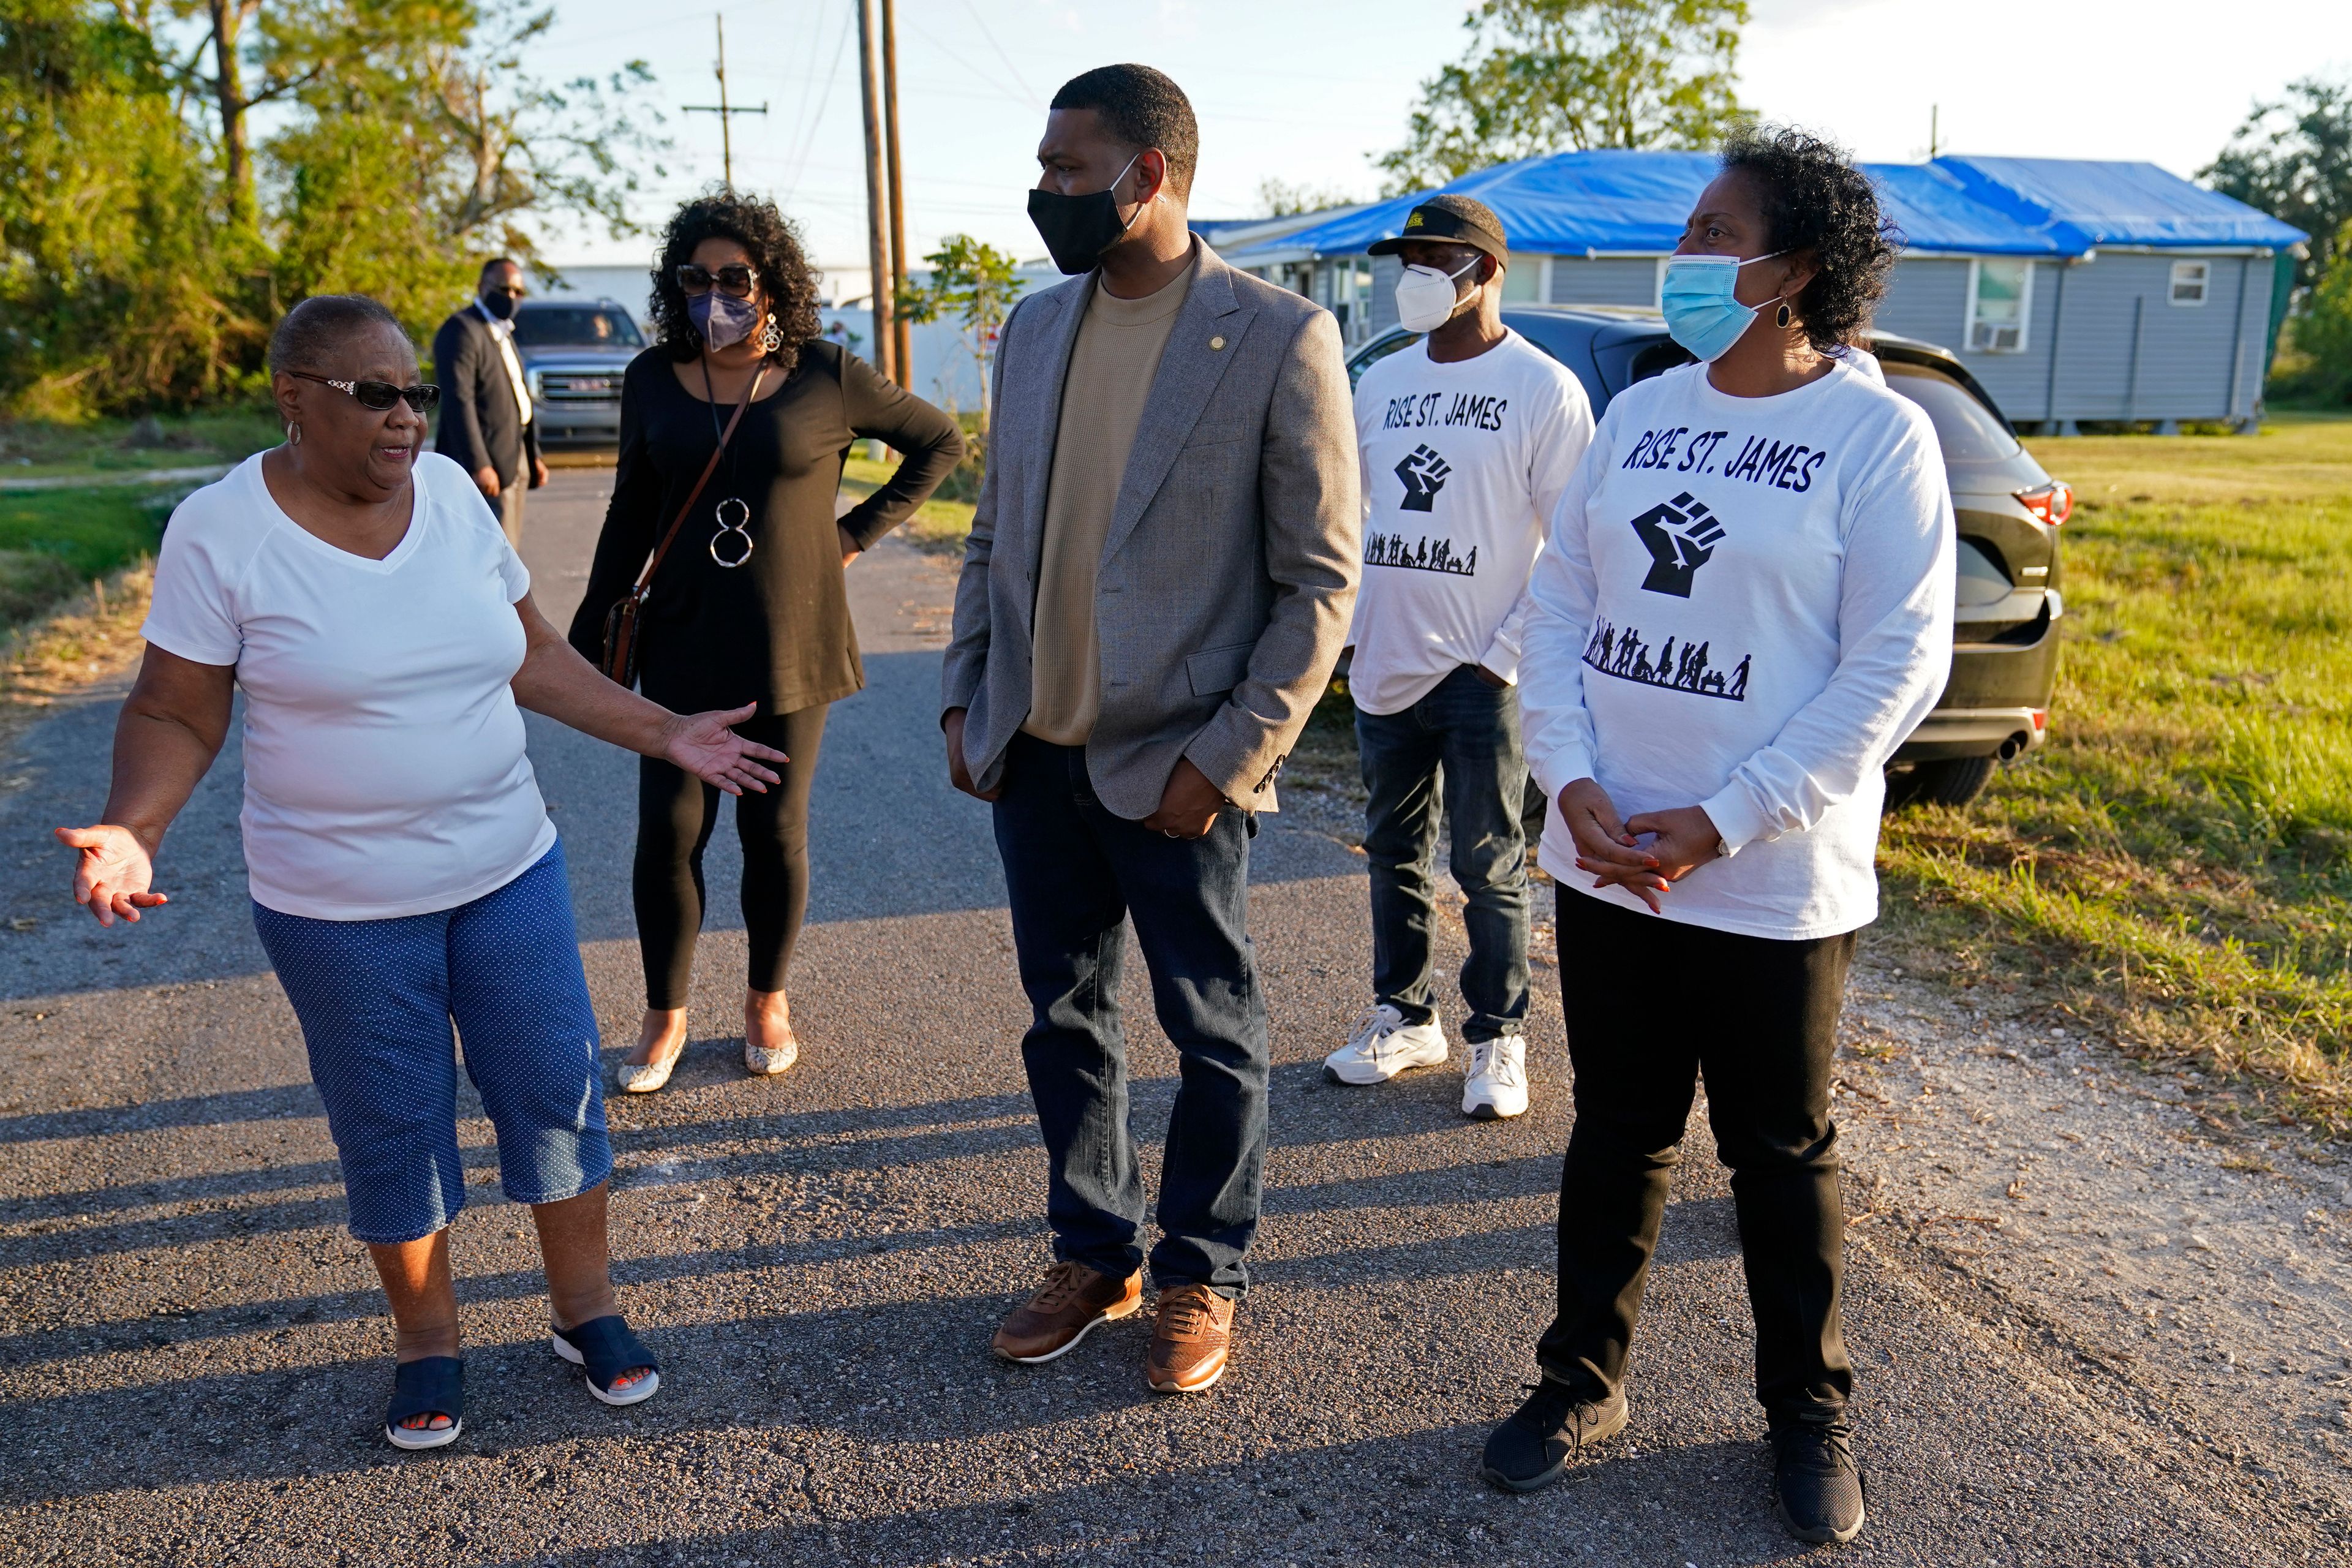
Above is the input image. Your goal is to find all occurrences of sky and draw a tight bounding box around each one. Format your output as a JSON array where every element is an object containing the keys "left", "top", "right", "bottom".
[{"left": 524, "top": 0, "right": 2351, "bottom": 280}]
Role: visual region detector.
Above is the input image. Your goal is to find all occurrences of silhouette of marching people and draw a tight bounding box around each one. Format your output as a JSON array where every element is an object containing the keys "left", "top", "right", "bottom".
[
  {"left": 1363, "top": 530, "right": 1479, "bottom": 576},
  {"left": 1581, "top": 616, "right": 1749, "bottom": 701}
]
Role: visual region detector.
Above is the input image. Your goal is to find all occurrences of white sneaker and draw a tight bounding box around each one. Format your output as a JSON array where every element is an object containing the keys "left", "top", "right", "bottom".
[
  {"left": 1462, "top": 1036, "right": 1529, "bottom": 1120},
  {"left": 1323, "top": 1003, "right": 1449, "bottom": 1086}
]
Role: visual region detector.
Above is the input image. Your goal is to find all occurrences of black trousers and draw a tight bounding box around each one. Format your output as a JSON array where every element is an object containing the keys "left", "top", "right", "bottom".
[
  {"left": 633, "top": 705, "right": 827, "bottom": 1009},
  {"left": 1536, "top": 890, "right": 1856, "bottom": 1424}
]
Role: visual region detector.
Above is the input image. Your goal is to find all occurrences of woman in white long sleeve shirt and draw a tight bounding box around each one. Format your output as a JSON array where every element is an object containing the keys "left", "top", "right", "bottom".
[{"left": 1477, "top": 129, "right": 1955, "bottom": 1550}]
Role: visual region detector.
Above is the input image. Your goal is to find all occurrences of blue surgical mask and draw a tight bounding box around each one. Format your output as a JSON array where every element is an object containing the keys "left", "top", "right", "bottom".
[{"left": 1659, "top": 250, "right": 1787, "bottom": 362}]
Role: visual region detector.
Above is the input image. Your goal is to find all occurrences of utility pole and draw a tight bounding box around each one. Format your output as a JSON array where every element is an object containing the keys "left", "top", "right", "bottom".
[
  {"left": 856, "top": 0, "right": 895, "bottom": 383},
  {"left": 1929, "top": 104, "right": 1940, "bottom": 160},
  {"left": 882, "top": 0, "right": 912, "bottom": 388},
  {"left": 682, "top": 15, "right": 769, "bottom": 194}
]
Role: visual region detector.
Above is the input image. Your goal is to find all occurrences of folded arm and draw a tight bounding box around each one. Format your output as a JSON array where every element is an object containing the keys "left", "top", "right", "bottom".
[{"left": 840, "top": 355, "right": 967, "bottom": 554}]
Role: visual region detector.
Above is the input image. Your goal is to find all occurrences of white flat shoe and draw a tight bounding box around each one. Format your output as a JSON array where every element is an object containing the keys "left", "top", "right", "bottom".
[
  {"left": 743, "top": 1032, "right": 799, "bottom": 1076},
  {"left": 616, "top": 1047, "right": 680, "bottom": 1094}
]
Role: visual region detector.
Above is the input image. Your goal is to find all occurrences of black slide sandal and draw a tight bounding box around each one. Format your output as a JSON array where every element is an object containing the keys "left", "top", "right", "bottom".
[
  {"left": 383, "top": 1355, "right": 464, "bottom": 1450},
  {"left": 551, "top": 1315, "right": 661, "bottom": 1406}
]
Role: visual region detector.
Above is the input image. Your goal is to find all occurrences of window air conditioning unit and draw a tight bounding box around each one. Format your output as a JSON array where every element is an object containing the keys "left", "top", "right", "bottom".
[{"left": 1972, "top": 320, "right": 2021, "bottom": 352}]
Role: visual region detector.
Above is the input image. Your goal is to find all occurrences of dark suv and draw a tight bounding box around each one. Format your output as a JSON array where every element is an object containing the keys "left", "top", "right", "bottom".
[
  {"left": 511, "top": 298, "right": 646, "bottom": 447},
  {"left": 1346, "top": 306, "right": 2069, "bottom": 808}
]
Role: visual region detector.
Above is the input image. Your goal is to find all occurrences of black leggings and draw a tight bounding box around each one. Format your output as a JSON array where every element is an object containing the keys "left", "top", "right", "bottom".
[{"left": 633, "top": 704, "right": 827, "bottom": 1009}]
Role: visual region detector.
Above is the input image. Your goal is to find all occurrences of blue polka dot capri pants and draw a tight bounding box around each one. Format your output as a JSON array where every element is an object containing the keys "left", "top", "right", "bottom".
[{"left": 252, "top": 841, "right": 612, "bottom": 1245}]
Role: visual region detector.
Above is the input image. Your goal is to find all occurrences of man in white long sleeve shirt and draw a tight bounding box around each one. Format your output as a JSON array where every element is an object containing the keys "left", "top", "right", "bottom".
[{"left": 1321, "top": 196, "right": 1593, "bottom": 1121}]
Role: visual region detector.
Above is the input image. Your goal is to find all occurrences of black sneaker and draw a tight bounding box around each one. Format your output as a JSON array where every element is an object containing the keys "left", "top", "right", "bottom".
[
  {"left": 1479, "top": 1379, "right": 1628, "bottom": 1492},
  {"left": 1770, "top": 1418, "right": 1866, "bottom": 1545}
]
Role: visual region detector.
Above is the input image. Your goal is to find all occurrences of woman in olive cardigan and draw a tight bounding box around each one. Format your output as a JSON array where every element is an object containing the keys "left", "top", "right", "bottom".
[{"left": 570, "top": 192, "right": 962, "bottom": 1091}]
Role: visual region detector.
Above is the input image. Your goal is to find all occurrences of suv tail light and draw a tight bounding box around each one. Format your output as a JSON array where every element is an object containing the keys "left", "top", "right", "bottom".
[{"left": 2015, "top": 481, "right": 2072, "bottom": 526}]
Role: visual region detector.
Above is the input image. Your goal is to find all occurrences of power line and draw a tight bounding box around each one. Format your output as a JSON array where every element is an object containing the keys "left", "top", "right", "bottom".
[
  {"left": 777, "top": 4, "right": 855, "bottom": 202},
  {"left": 959, "top": 0, "right": 1042, "bottom": 113}
]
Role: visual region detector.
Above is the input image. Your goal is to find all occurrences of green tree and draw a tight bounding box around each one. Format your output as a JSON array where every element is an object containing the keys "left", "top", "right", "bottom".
[
  {"left": 895, "top": 233, "right": 1019, "bottom": 432},
  {"left": 1256, "top": 177, "right": 1358, "bottom": 218},
  {"left": 264, "top": 0, "right": 665, "bottom": 333},
  {"left": 0, "top": 0, "right": 254, "bottom": 413},
  {"left": 0, "top": 0, "right": 665, "bottom": 416},
  {"left": 1376, "top": 0, "right": 1750, "bottom": 196},
  {"left": 2203, "top": 75, "right": 2351, "bottom": 290},
  {"left": 2283, "top": 219, "right": 2352, "bottom": 403}
]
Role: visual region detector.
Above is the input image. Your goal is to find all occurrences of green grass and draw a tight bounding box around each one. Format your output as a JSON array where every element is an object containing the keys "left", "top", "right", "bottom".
[
  {"left": 0, "top": 485, "right": 175, "bottom": 627},
  {"left": 843, "top": 454, "right": 976, "bottom": 553},
  {"left": 0, "top": 406, "right": 281, "bottom": 480},
  {"left": 1876, "top": 412, "right": 2352, "bottom": 1123}
]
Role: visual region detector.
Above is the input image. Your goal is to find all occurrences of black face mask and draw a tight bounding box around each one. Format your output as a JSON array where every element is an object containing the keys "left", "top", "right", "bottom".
[
  {"left": 479, "top": 288, "right": 519, "bottom": 321},
  {"left": 1027, "top": 153, "right": 1143, "bottom": 275}
]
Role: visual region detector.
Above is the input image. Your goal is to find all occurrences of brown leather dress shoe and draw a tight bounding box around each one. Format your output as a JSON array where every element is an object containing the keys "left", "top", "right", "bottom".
[
  {"left": 990, "top": 1261, "right": 1142, "bottom": 1364},
  {"left": 1145, "top": 1283, "right": 1234, "bottom": 1393}
]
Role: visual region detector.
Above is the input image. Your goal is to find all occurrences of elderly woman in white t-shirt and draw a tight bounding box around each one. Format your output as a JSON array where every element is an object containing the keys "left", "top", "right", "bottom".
[{"left": 56, "top": 294, "right": 786, "bottom": 1452}]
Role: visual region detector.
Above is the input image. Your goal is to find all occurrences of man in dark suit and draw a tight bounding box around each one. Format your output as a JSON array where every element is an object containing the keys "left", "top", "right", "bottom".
[
  {"left": 942, "top": 64, "right": 1359, "bottom": 1395},
  {"left": 432, "top": 258, "right": 546, "bottom": 545}
]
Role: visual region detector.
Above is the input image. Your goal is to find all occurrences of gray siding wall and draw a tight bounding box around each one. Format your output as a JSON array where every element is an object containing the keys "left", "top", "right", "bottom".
[
  {"left": 1548, "top": 257, "right": 1659, "bottom": 307},
  {"left": 1369, "top": 254, "right": 1402, "bottom": 336},
  {"left": 1873, "top": 253, "right": 2271, "bottom": 423}
]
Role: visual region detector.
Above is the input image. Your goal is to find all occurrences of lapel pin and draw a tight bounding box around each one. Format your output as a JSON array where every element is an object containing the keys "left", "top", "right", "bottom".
[{"left": 1209, "top": 335, "right": 1226, "bottom": 351}]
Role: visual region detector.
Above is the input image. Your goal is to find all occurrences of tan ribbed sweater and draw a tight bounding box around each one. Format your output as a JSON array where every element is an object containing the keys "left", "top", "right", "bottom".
[{"left": 1022, "top": 256, "right": 1195, "bottom": 744}]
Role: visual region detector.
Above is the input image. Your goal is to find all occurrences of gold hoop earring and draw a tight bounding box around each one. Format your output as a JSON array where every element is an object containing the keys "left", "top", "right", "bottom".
[{"left": 1774, "top": 302, "right": 1795, "bottom": 330}]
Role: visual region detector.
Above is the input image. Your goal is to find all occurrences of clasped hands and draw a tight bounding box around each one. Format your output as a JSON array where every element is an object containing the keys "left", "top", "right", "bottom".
[
  {"left": 1555, "top": 777, "right": 1721, "bottom": 914},
  {"left": 942, "top": 709, "right": 1229, "bottom": 839}
]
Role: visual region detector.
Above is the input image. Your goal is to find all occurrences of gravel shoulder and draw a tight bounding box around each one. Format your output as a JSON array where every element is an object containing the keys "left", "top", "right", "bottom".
[{"left": 0, "top": 470, "right": 2344, "bottom": 1566}]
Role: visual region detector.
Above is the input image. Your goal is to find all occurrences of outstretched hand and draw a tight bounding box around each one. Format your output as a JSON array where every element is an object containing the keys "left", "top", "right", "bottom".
[
  {"left": 662, "top": 704, "right": 787, "bottom": 796},
  {"left": 56, "top": 824, "right": 167, "bottom": 927}
]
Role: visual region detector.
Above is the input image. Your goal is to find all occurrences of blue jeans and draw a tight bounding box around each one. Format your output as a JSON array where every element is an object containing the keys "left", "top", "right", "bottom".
[
  {"left": 990, "top": 733, "right": 1268, "bottom": 1296},
  {"left": 251, "top": 842, "right": 609, "bottom": 1245},
  {"left": 1355, "top": 665, "right": 1532, "bottom": 1044}
]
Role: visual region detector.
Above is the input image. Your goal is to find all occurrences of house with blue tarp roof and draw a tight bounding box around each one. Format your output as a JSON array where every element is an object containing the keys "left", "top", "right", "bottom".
[{"left": 1216, "top": 151, "right": 2307, "bottom": 431}]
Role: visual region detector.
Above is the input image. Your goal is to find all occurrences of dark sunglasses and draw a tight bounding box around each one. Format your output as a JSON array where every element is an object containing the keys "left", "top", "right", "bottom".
[
  {"left": 676, "top": 263, "right": 760, "bottom": 299},
  {"left": 287, "top": 371, "right": 440, "bottom": 413}
]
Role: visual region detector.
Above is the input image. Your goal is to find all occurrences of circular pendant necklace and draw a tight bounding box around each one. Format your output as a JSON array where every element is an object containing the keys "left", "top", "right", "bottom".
[{"left": 701, "top": 354, "right": 757, "bottom": 568}]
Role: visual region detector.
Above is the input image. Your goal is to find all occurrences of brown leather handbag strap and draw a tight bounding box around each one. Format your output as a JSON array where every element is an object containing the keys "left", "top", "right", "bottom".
[{"left": 630, "top": 363, "right": 768, "bottom": 592}]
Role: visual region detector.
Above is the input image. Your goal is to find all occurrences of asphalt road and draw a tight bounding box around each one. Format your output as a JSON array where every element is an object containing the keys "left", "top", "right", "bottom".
[{"left": 0, "top": 469, "right": 2332, "bottom": 1566}]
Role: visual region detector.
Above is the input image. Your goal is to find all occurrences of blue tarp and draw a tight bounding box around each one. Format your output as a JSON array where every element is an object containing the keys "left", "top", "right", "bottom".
[
  {"left": 1232, "top": 150, "right": 2306, "bottom": 262},
  {"left": 1932, "top": 157, "right": 2308, "bottom": 251}
]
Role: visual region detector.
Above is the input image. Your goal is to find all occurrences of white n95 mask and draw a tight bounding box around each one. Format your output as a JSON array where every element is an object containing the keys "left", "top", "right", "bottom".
[{"left": 1393, "top": 256, "right": 1482, "bottom": 334}]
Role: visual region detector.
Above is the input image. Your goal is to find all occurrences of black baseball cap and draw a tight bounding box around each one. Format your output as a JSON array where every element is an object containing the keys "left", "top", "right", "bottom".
[{"left": 1368, "top": 194, "right": 1508, "bottom": 263}]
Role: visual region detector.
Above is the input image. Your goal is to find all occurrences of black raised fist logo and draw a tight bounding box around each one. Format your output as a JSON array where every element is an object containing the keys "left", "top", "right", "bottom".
[
  {"left": 1395, "top": 445, "right": 1451, "bottom": 513},
  {"left": 1629, "top": 492, "right": 1727, "bottom": 597}
]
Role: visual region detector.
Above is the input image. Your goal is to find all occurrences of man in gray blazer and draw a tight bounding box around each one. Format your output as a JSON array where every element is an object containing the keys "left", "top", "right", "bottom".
[{"left": 941, "top": 64, "right": 1359, "bottom": 1395}]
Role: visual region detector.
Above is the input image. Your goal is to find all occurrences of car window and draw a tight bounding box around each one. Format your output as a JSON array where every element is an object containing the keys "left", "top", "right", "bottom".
[
  {"left": 1347, "top": 331, "right": 1422, "bottom": 390},
  {"left": 512, "top": 307, "right": 644, "bottom": 349},
  {"left": 1881, "top": 361, "right": 2020, "bottom": 462}
]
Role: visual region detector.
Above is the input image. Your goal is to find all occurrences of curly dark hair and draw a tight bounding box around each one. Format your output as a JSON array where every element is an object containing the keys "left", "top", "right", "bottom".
[
  {"left": 1719, "top": 126, "right": 1904, "bottom": 355},
  {"left": 647, "top": 190, "right": 823, "bottom": 375}
]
